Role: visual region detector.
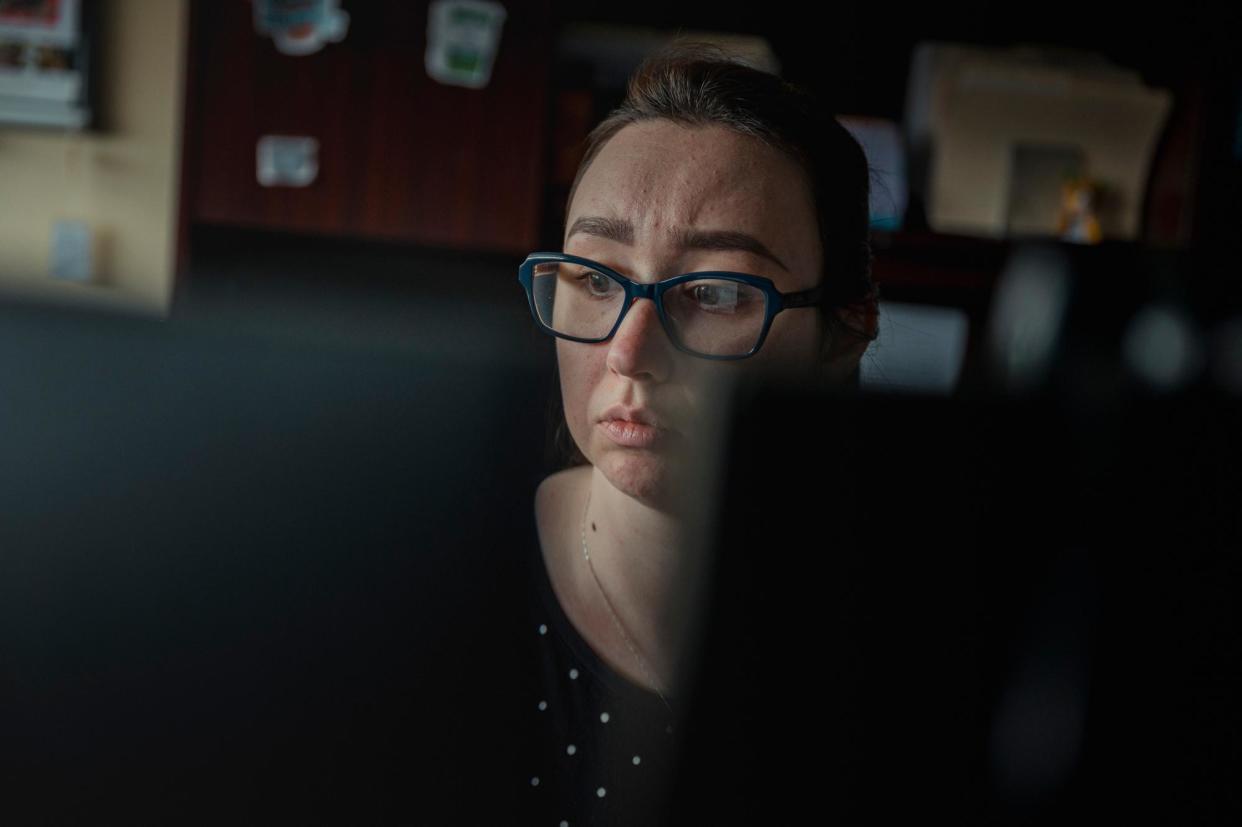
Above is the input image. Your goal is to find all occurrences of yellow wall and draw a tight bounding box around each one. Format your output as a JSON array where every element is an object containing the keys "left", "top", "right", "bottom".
[{"left": 0, "top": 0, "right": 187, "bottom": 317}]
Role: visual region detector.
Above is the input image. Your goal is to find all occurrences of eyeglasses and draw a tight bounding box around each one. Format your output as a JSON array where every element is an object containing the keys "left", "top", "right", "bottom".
[{"left": 517, "top": 252, "right": 823, "bottom": 360}]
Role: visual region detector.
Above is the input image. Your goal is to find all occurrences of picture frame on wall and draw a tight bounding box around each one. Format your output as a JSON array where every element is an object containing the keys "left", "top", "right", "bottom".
[{"left": 0, "top": 0, "right": 92, "bottom": 129}]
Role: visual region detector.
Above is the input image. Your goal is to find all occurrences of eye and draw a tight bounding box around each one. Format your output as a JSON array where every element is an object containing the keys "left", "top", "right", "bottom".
[
  {"left": 694, "top": 283, "right": 728, "bottom": 306},
  {"left": 576, "top": 270, "right": 618, "bottom": 298},
  {"left": 689, "top": 281, "right": 750, "bottom": 312}
]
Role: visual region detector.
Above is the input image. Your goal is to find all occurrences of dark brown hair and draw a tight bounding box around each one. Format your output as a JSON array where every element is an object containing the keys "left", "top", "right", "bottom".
[{"left": 549, "top": 40, "right": 880, "bottom": 470}]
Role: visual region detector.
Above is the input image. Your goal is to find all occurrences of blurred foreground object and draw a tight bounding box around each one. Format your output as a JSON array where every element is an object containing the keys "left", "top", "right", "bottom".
[
  {"left": 0, "top": 290, "right": 550, "bottom": 824},
  {"left": 682, "top": 371, "right": 1241, "bottom": 825}
]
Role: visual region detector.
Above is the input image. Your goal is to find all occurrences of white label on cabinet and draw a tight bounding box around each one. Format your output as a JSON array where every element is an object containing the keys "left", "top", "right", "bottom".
[
  {"left": 256, "top": 135, "right": 319, "bottom": 188},
  {"left": 50, "top": 219, "right": 93, "bottom": 282},
  {"left": 426, "top": 0, "right": 507, "bottom": 90}
]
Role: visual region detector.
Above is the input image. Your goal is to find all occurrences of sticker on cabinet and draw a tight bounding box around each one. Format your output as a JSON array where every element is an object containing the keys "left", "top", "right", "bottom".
[{"left": 425, "top": 0, "right": 507, "bottom": 89}]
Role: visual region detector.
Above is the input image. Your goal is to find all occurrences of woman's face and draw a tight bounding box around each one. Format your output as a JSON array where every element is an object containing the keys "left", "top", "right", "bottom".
[{"left": 559, "top": 119, "right": 825, "bottom": 508}]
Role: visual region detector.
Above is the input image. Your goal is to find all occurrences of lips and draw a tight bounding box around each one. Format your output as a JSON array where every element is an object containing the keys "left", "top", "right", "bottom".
[
  {"left": 599, "top": 419, "right": 666, "bottom": 448},
  {"left": 599, "top": 405, "right": 666, "bottom": 429},
  {"left": 597, "top": 404, "right": 676, "bottom": 448}
]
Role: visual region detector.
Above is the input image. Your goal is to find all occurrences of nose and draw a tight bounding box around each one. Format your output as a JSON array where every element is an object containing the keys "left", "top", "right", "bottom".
[{"left": 605, "top": 295, "right": 674, "bottom": 381}]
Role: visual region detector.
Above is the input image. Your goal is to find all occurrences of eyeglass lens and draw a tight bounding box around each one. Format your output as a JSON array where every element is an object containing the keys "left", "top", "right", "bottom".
[{"left": 531, "top": 261, "right": 767, "bottom": 357}]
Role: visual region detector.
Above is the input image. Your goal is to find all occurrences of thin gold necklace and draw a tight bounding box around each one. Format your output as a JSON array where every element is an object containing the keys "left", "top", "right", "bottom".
[{"left": 580, "top": 483, "right": 674, "bottom": 715}]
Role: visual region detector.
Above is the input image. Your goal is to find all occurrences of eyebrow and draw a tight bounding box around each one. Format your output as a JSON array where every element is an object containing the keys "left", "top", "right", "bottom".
[{"left": 566, "top": 215, "right": 789, "bottom": 272}]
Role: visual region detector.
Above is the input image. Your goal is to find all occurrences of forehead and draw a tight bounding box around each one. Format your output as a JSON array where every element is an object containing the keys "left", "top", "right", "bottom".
[{"left": 566, "top": 120, "right": 821, "bottom": 279}]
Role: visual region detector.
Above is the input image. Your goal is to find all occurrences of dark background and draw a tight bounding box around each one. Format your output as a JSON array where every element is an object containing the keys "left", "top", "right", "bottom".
[{"left": 178, "top": 1, "right": 1241, "bottom": 392}]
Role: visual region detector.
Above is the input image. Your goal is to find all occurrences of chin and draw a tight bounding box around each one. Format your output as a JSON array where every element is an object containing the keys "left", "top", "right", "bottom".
[{"left": 596, "top": 449, "right": 693, "bottom": 511}]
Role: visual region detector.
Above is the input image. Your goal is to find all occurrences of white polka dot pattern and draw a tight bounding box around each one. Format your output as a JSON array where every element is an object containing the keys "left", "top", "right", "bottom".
[{"left": 528, "top": 534, "right": 676, "bottom": 824}]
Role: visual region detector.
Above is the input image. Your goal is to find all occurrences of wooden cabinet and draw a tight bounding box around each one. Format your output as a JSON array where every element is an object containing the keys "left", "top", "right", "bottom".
[{"left": 182, "top": 0, "right": 552, "bottom": 255}]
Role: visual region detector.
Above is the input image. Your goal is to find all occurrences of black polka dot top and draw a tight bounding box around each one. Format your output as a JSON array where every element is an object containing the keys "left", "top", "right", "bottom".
[{"left": 519, "top": 509, "right": 680, "bottom": 827}]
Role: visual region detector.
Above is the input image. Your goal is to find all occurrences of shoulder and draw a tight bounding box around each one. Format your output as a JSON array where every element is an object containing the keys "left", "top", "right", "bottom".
[
  {"left": 534, "top": 464, "right": 592, "bottom": 621},
  {"left": 535, "top": 464, "right": 590, "bottom": 538}
]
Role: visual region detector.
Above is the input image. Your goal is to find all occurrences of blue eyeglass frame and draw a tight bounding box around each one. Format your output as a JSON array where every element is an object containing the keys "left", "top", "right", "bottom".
[{"left": 517, "top": 251, "right": 823, "bottom": 361}]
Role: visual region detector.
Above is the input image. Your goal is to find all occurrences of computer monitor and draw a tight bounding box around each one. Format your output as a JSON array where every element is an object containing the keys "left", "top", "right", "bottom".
[
  {"left": 0, "top": 293, "right": 551, "bottom": 823},
  {"left": 671, "top": 370, "right": 1241, "bottom": 824}
]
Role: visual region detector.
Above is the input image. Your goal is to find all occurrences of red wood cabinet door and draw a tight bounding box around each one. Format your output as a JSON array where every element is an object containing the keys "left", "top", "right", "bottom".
[{"left": 187, "top": 0, "right": 551, "bottom": 255}]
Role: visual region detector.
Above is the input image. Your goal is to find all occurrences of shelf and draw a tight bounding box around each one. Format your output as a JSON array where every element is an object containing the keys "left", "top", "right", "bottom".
[
  {"left": 870, "top": 229, "right": 1010, "bottom": 294},
  {"left": 869, "top": 229, "right": 1194, "bottom": 295}
]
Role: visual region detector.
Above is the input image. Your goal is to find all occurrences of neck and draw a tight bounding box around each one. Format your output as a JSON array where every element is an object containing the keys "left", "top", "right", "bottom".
[{"left": 577, "top": 466, "right": 712, "bottom": 697}]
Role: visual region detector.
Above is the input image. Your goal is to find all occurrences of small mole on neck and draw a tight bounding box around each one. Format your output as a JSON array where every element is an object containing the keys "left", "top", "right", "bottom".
[{"left": 591, "top": 522, "right": 597, "bottom": 532}]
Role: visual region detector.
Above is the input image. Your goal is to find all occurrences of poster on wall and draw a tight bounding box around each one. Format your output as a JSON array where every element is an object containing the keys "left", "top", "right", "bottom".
[{"left": 0, "top": 0, "right": 92, "bottom": 128}]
